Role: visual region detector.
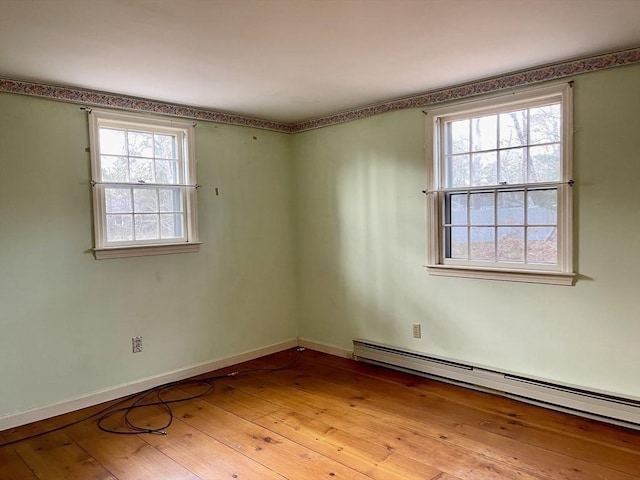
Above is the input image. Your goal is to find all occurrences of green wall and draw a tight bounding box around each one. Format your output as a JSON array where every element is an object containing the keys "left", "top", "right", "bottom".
[
  {"left": 0, "top": 94, "right": 298, "bottom": 417},
  {"left": 293, "top": 64, "right": 640, "bottom": 397},
  {"left": 1, "top": 64, "right": 639, "bottom": 420}
]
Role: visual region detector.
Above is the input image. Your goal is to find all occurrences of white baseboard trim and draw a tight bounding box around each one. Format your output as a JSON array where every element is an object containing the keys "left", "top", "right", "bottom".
[
  {"left": 0, "top": 338, "right": 298, "bottom": 431},
  {"left": 297, "top": 338, "right": 353, "bottom": 359}
]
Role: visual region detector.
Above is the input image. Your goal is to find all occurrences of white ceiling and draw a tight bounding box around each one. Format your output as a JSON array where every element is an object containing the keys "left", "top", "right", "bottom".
[{"left": 1, "top": 0, "right": 639, "bottom": 124}]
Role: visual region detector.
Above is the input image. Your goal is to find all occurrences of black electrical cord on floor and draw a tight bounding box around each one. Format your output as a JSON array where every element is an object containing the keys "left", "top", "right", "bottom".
[
  {"left": 0, "top": 347, "right": 305, "bottom": 447},
  {"left": 96, "top": 378, "right": 218, "bottom": 436}
]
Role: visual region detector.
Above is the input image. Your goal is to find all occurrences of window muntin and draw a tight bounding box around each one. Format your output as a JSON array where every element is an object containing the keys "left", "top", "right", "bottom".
[
  {"left": 426, "top": 83, "right": 573, "bottom": 283},
  {"left": 442, "top": 187, "right": 559, "bottom": 268},
  {"left": 89, "top": 110, "right": 199, "bottom": 258},
  {"left": 443, "top": 102, "right": 562, "bottom": 188}
]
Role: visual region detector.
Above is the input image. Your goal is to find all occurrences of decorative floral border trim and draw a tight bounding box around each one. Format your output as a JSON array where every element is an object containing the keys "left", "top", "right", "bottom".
[
  {"left": 1, "top": 48, "right": 638, "bottom": 134},
  {"left": 293, "top": 47, "right": 640, "bottom": 132},
  {"left": 0, "top": 79, "right": 295, "bottom": 133}
]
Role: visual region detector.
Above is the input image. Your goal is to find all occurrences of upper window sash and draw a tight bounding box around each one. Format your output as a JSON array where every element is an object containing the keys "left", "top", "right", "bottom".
[{"left": 89, "top": 110, "right": 196, "bottom": 186}]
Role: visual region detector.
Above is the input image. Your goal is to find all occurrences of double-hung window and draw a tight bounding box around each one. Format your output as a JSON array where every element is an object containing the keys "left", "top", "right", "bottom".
[
  {"left": 425, "top": 83, "right": 574, "bottom": 285},
  {"left": 89, "top": 110, "right": 200, "bottom": 259}
]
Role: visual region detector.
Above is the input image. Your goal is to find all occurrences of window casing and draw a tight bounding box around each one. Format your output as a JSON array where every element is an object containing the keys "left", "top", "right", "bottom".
[
  {"left": 425, "top": 83, "right": 574, "bottom": 285},
  {"left": 89, "top": 110, "right": 200, "bottom": 259}
]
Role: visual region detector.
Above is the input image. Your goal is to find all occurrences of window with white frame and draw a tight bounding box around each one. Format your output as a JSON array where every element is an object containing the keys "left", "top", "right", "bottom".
[
  {"left": 88, "top": 109, "right": 200, "bottom": 259},
  {"left": 425, "top": 83, "right": 574, "bottom": 285}
]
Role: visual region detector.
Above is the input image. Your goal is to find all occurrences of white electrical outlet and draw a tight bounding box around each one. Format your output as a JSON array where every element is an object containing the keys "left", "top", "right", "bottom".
[
  {"left": 412, "top": 323, "right": 421, "bottom": 339},
  {"left": 132, "top": 336, "right": 142, "bottom": 353}
]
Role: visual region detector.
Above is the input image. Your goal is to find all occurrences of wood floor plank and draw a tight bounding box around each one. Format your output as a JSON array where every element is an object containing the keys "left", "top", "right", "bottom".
[
  {"left": 136, "top": 411, "right": 288, "bottom": 480},
  {"left": 257, "top": 353, "right": 640, "bottom": 448},
  {"left": 12, "top": 431, "right": 116, "bottom": 480},
  {"left": 250, "top": 408, "right": 442, "bottom": 480},
  {"left": 2, "top": 348, "right": 637, "bottom": 480},
  {"left": 222, "top": 361, "right": 639, "bottom": 480},
  {"left": 293, "top": 356, "right": 640, "bottom": 472},
  {"left": 172, "top": 398, "right": 376, "bottom": 480},
  {"left": 301, "top": 349, "right": 640, "bottom": 452},
  {"left": 185, "top": 380, "right": 283, "bottom": 422},
  {"left": 285, "top": 362, "right": 638, "bottom": 479},
  {"left": 64, "top": 419, "right": 200, "bottom": 480},
  {"left": 186, "top": 352, "right": 640, "bottom": 478},
  {"left": 0, "top": 397, "right": 133, "bottom": 447},
  {"left": 0, "top": 445, "right": 38, "bottom": 480},
  {"left": 296, "top": 363, "right": 640, "bottom": 474},
  {"left": 208, "top": 377, "right": 545, "bottom": 480},
  {"left": 214, "top": 379, "right": 545, "bottom": 480}
]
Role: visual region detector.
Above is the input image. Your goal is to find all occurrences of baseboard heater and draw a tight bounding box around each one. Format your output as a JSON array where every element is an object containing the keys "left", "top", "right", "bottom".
[{"left": 353, "top": 339, "right": 640, "bottom": 430}]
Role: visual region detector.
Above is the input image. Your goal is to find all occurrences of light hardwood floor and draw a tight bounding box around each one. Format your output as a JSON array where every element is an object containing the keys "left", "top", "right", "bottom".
[{"left": 1, "top": 348, "right": 638, "bottom": 479}]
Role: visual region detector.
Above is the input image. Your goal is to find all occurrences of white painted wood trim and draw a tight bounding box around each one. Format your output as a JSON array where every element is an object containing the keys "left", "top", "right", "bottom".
[
  {"left": 426, "top": 265, "right": 575, "bottom": 285},
  {"left": 94, "top": 242, "right": 202, "bottom": 259},
  {"left": 0, "top": 338, "right": 298, "bottom": 431},
  {"left": 297, "top": 338, "right": 354, "bottom": 359}
]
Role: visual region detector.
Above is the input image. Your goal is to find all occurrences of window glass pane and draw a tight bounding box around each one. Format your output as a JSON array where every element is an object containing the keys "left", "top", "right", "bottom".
[
  {"left": 447, "top": 227, "right": 467, "bottom": 259},
  {"left": 528, "top": 144, "right": 560, "bottom": 182},
  {"left": 134, "top": 214, "right": 159, "bottom": 240},
  {"left": 527, "top": 227, "right": 557, "bottom": 264},
  {"left": 129, "top": 158, "right": 154, "bottom": 183},
  {"left": 470, "top": 227, "right": 495, "bottom": 261},
  {"left": 498, "top": 148, "right": 526, "bottom": 184},
  {"left": 527, "top": 189, "right": 557, "bottom": 225},
  {"left": 471, "top": 152, "right": 497, "bottom": 186},
  {"left": 471, "top": 115, "right": 497, "bottom": 152},
  {"left": 447, "top": 193, "right": 467, "bottom": 225},
  {"left": 128, "top": 131, "right": 154, "bottom": 158},
  {"left": 133, "top": 188, "right": 158, "bottom": 213},
  {"left": 156, "top": 160, "right": 180, "bottom": 184},
  {"left": 99, "top": 128, "right": 127, "bottom": 155},
  {"left": 105, "top": 188, "right": 132, "bottom": 213},
  {"left": 159, "top": 188, "right": 183, "bottom": 213},
  {"left": 469, "top": 193, "right": 494, "bottom": 225},
  {"left": 497, "top": 191, "right": 524, "bottom": 225},
  {"left": 529, "top": 103, "right": 560, "bottom": 145},
  {"left": 497, "top": 227, "right": 524, "bottom": 262},
  {"left": 499, "top": 110, "right": 527, "bottom": 148},
  {"left": 154, "top": 134, "right": 177, "bottom": 160},
  {"left": 445, "top": 154, "right": 469, "bottom": 188},
  {"left": 160, "top": 213, "right": 184, "bottom": 239},
  {"left": 446, "top": 119, "right": 470, "bottom": 154},
  {"left": 106, "top": 214, "right": 133, "bottom": 241},
  {"left": 101, "top": 156, "right": 129, "bottom": 182}
]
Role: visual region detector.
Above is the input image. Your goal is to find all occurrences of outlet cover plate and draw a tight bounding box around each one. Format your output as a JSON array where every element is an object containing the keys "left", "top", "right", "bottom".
[
  {"left": 132, "top": 336, "right": 142, "bottom": 353},
  {"left": 412, "top": 324, "right": 421, "bottom": 339}
]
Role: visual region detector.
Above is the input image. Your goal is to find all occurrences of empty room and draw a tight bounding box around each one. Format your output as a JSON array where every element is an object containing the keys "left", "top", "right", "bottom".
[{"left": 0, "top": 0, "right": 639, "bottom": 478}]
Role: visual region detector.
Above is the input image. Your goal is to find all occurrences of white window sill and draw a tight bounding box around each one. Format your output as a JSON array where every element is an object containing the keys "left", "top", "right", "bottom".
[
  {"left": 94, "top": 242, "right": 202, "bottom": 259},
  {"left": 426, "top": 265, "right": 575, "bottom": 286}
]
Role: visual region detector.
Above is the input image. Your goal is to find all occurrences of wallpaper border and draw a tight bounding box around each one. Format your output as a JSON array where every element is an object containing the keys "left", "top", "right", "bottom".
[
  {"left": 0, "top": 79, "right": 295, "bottom": 133},
  {"left": 293, "top": 47, "right": 640, "bottom": 132},
  {"left": 1, "top": 47, "right": 638, "bottom": 134}
]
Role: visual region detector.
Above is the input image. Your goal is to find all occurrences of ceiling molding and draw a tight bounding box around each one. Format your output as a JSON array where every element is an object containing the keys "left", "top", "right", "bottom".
[{"left": 1, "top": 47, "right": 638, "bottom": 134}]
